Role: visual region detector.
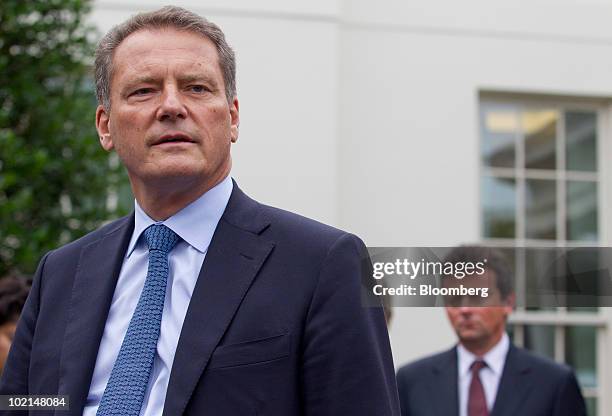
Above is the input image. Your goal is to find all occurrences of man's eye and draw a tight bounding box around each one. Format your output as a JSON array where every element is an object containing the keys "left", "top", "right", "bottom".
[
  {"left": 133, "top": 88, "right": 153, "bottom": 96},
  {"left": 189, "top": 85, "right": 206, "bottom": 93}
]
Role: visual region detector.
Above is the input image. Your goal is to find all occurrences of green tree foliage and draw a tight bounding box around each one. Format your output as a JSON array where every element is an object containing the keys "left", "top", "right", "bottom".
[{"left": 0, "top": 0, "right": 128, "bottom": 276}]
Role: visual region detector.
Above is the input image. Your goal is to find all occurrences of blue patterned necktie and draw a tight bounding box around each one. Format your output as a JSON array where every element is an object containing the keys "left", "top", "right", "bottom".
[{"left": 97, "top": 224, "right": 180, "bottom": 416}]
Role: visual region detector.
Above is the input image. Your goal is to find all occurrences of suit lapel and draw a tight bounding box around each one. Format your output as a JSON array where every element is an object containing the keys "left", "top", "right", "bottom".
[
  {"left": 430, "top": 347, "right": 459, "bottom": 416},
  {"left": 490, "top": 345, "right": 532, "bottom": 416},
  {"left": 162, "top": 184, "right": 274, "bottom": 416},
  {"left": 57, "top": 216, "right": 134, "bottom": 416}
]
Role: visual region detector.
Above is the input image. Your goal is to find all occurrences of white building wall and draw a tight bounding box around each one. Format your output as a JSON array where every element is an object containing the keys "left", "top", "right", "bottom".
[
  {"left": 91, "top": 0, "right": 612, "bottom": 391},
  {"left": 339, "top": 1, "right": 612, "bottom": 369}
]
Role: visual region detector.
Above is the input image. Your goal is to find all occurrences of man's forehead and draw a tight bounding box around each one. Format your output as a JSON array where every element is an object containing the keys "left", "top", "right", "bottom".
[
  {"left": 112, "top": 28, "right": 219, "bottom": 68},
  {"left": 110, "top": 28, "right": 222, "bottom": 84},
  {"left": 116, "top": 27, "right": 215, "bottom": 50},
  {"left": 118, "top": 60, "right": 217, "bottom": 79}
]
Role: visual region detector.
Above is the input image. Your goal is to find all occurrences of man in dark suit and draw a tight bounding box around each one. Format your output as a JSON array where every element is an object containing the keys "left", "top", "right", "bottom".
[
  {"left": 0, "top": 6, "right": 400, "bottom": 415},
  {"left": 396, "top": 246, "right": 586, "bottom": 416}
]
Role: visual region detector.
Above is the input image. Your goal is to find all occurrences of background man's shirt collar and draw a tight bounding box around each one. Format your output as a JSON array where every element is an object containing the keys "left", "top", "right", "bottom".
[{"left": 457, "top": 332, "right": 510, "bottom": 377}]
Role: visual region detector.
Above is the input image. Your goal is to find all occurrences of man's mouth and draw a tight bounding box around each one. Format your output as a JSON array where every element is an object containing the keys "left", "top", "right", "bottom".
[
  {"left": 458, "top": 321, "right": 476, "bottom": 329},
  {"left": 154, "top": 133, "right": 196, "bottom": 145}
]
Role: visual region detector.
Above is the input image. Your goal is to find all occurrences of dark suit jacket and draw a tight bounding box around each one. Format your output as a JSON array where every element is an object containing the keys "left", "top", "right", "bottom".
[
  {"left": 396, "top": 344, "right": 586, "bottom": 416},
  {"left": 0, "top": 183, "right": 400, "bottom": 415}
]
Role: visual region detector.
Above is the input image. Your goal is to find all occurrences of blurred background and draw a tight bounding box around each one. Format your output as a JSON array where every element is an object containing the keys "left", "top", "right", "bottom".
[{"left": 1, "top": 0, "right": 611, "bottom": 414}]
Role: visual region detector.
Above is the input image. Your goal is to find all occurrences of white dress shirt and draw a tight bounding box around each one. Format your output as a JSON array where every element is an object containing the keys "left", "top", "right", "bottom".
[
  {"left": 457, "top": 333, "right": 510, "bottom": 416},
  {"left": 83, "top": 176, "right": 233, "bottom": 416}
]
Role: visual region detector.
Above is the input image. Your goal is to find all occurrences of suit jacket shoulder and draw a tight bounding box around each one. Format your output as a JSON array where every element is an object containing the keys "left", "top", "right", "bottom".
[
  {"left": 222, "top": 188, "right": 362, "bottom": 255},
  {"left": 42, "top": 215, "right": 133, "bottom": 272},
  {"left": 396, "top": 347, "right": 456, "bottom": 387},
  {"left": 492, "top": 345, "right": 587, "bottom": 416},
  {"left": 507, "top": 345, "right": 575, "bottom": 379},
  {"left": 396, "top": 348, "right": 458, "bottom": 416}
]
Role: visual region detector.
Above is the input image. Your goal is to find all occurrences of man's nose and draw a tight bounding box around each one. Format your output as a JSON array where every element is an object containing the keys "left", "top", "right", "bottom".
[
  {"left": 458, "top": 305, "right": 475, "bottom": 315},
  {"left": 156, "top": 87, "right": 187, "bottom": 121}
]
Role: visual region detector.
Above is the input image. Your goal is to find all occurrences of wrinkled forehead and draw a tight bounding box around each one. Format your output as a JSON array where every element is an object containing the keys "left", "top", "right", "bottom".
[{"left": 110, "top": 28, "right": 222, "bottom": 88}]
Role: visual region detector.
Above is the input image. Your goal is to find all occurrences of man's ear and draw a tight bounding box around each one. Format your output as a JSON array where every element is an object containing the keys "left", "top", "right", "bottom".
[
  {"left": 96, "top": 105, "right": 113, "bottom": 151},
  {"left": 229, "top": 96, "right": 239, "bottom": 143}
]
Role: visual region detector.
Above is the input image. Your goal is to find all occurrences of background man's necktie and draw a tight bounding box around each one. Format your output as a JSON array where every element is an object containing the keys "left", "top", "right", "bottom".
[
  {"left": 97, "top": 224, "right": 180, "bottom": 416},
  {"left": 468, "top": 360, "right": 489, "bottom": 416}
]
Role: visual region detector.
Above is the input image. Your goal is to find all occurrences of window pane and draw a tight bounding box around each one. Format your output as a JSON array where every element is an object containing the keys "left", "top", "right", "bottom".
[
  {"left": 524, "top": 325, "right": 555, "bottom": 360},
  {"left": 566, "top": 326, "right": 597, "bottom": 388},
  {"left": 482, "top": 176, "right": 516, "bottom": 238},
  {"left": 496, "top": 246, "right": 517, "bottom": 283},
  {"left": 567, "top": 181, "right": 598, "bottom": 242},
  {"left": 585, "top": 397, "right": 597, "bottom": 416},
  {"left": 523, "top": 109, "right": 558, "bottom": 170},
  {"left": 566, "top": 111, "right": 597, "bottom": 172},
  {"left": 525, "top": 248, "right": 557, "bottom": 311},
  {"left": 526, "top": 179, "right": 556, "bottom": 239},
  {"left": 564, "top": 249, "right": 600, "bottom": 311},
  {"left": 481, "top": 105, "right": 517, "bottom": 168}
]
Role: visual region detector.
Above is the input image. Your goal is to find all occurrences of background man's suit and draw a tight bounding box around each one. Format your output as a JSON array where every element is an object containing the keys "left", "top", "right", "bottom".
[
  {"left": 0, "top": 183, "right": 400, "bottom": 415},
  {"left": 396, "top": 344, "right": 586, "bottom": 416}
]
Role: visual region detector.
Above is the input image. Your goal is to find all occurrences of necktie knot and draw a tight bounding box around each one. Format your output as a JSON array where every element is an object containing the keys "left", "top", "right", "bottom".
[
  {"left": 471, "top": 359, "right": 487, "bottom": 373},
  {"left": 144, "top": 224, "right": 180, "bottom": 253}
]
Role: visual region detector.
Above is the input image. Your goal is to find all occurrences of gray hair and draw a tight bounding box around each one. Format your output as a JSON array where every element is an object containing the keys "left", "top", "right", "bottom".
[{"left": 94, "top": 5, "right": 236, "bottom": 110}]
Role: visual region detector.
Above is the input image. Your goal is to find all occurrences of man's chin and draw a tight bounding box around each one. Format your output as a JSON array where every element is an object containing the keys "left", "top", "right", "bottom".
[
  {"left": 457, "top": 329, "right": 484, "bottom": 343},
  {"left": 143, "top": 163, "right": 207, "bottom": 180}
]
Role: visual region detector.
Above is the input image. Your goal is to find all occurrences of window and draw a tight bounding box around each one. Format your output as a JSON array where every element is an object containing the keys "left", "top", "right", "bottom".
[{"left": 480, "top": 94, "right": 608, "bottom": 416}]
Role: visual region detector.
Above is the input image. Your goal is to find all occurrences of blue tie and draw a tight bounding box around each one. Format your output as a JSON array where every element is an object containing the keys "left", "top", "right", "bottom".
[{"left": 97, "top": 224, "right": 180, "bottom": 416}]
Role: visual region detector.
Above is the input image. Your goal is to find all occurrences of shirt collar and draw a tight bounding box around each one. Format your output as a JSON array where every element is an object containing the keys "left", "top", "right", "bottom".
[
  {"left": 125, "top": 175, "right": 233, "bottom": 257},
  {"left": 457, "top": 332, "right": 510, "bottom": 377}
]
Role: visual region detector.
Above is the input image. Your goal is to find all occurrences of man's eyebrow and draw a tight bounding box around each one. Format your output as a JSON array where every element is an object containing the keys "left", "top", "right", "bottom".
[
  {"left": 121, "top": 76, "right": 158, "bottom": 91},
  {"left": 179, "top": 74, "right": 218, "bottom": 85}
]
